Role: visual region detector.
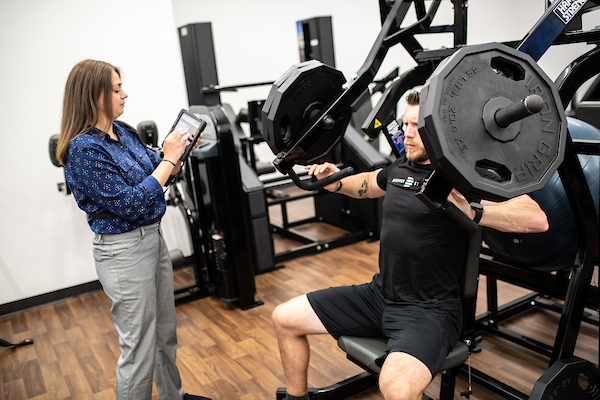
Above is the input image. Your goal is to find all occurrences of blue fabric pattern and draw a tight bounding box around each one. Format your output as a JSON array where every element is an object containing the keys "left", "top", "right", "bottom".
[{"left": 64, "top": 122, "right": 167, "bottom": 233}]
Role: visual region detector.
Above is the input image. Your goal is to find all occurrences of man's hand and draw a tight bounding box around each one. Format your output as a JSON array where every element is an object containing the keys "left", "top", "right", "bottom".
[
  {"left": 305, "top": 163, "right": 341, "bottom": 192},
  {"left": 447, "top": 189, "right": 475, "bottom": 220}
]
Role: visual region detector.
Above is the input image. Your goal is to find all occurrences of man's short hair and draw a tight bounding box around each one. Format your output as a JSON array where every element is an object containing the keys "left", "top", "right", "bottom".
[{"left": 406, "top": 91, "right": 420, "bottom": 106}]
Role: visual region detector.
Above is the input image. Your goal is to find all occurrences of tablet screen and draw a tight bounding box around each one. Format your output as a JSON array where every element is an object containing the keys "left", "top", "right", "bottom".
[
  {"left": 171, "top": 110, "right": 204, "bottom": 137},
  {"left": 167, "top": 109, "right": 208, "bottom": 162}
]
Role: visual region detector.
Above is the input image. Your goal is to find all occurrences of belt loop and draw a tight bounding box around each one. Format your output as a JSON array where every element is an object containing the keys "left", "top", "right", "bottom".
[{"left": 140, "top": 225, "right": 145, "bottom": 238}]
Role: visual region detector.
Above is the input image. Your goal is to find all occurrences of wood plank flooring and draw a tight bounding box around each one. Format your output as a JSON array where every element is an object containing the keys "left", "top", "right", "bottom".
[{"left": 1, "top": 194, "right": 598, "bottom": 399}]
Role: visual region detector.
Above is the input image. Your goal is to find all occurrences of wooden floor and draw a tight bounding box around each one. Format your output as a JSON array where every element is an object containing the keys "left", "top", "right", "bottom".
[{"left": 1, "top": 196, "right": 598, "bottom": 399}]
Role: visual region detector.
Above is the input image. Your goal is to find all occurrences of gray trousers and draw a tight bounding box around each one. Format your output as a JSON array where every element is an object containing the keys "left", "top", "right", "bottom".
[{"left": 93, "top": 222, "right": 184, "bottom": 400}]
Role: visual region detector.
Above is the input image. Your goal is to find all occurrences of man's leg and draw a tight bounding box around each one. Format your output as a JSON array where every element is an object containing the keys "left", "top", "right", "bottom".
[
  {"left": 272, "top": 294, "right": 329, "bottom": 397},
  {"left": 378, "top": 352, "right": 432, "bottom": 400}
]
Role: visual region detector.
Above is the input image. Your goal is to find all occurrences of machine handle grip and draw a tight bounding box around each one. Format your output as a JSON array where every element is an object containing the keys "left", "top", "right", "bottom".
[
  {"left": 441, "top": 201, "right": 480, "bottom": 234},
  {"left": 288, "top": 166, "right": 355, "bottom": 191}
]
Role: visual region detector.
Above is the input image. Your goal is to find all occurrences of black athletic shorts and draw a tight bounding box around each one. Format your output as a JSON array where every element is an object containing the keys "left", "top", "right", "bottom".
[{"left": 306, "top": 279, "right": 463, "bottom": 377}]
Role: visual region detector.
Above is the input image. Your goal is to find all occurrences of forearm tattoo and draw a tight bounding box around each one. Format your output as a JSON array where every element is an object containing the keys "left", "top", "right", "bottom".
[{"left": 357, "top": 179, "right": 368, "bottom": 197}]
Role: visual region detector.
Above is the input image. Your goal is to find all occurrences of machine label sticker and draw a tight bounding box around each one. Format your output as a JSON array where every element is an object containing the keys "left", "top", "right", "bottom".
[{"left": 552, "top": 0, "right": 586, "bottom": 25}]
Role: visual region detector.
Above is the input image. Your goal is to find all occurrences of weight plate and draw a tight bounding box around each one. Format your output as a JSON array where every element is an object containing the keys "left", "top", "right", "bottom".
[
  {"left": 262, "top": 61, "right": 347, "bottom": 161},
  {"left": 262, "top": 60, "right": 322, "bottom": 125},
  {"left": 419, "top": 42, "right": 567, "bottom": 201},
  {"left": 529, "top": 357, "right": 600, "bottom": 400},
  {"left": 261, "top": 61, "right": 322, "bottom": 153}
]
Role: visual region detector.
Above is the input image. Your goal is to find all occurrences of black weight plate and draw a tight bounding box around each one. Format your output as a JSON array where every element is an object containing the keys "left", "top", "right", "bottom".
[
  {"left": 262, "top": 61, "right": 346, "bottom": 159},
  {"left": 419, "top": 42, "right": 567, "bottom": 201},
  {"left": 262, "top": 60, "right": 322, "bottom": 123},
  {"left": 261, "top": 60, "right": 323, "bottom": 154},
  {"left": 529, "top": 357, "right": 600, "bottom": 400}
]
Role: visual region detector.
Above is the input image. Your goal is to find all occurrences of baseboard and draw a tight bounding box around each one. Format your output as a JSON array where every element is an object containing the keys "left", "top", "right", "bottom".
[{"left": 0, "top": 280, "right": 103, "bottom": 318}]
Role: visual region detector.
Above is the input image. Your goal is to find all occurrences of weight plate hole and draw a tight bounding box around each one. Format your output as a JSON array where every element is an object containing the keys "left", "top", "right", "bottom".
[
  {"left": 578, "top": 372, "right": 590, "bottom": 390},
  {"left": 280, "top": 116, "right": 292, "bottom": 145},
  {"left": 476, "top": 159, "right": 511, "bottom": 183},
  {"left": 490, "top": 57, "right": 525, "bottom": 81}
]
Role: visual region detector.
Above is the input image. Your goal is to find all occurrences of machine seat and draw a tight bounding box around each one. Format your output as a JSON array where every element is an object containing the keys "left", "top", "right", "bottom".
[{"left": 338, "top": 335, "right": 469, "bottom": 375}]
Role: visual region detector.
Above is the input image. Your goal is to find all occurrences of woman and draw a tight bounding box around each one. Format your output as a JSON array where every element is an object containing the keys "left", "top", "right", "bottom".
[{"left": 56, "top": 59, "right": 210, "bottom": 400}]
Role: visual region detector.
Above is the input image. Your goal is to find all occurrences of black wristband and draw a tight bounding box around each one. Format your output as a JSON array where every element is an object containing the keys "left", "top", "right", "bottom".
[
  {"left": 470, "top": 202, "right": 484, "bottom": 224},
  {"left": 333, "top": 180, "right": 343, "bottom": 192},
  {"left": 163, "top": 159, "right": 176, "bottom": 167}
]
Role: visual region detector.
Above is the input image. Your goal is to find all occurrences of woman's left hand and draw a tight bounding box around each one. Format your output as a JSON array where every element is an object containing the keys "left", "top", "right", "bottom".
[{"left": 190, "top": 133, "right": 203, "bottom": 151}]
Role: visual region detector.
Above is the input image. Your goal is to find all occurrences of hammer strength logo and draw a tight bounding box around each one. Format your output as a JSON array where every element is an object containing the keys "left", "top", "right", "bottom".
[{"left": 552, "top": 0, "right": 586, "bottom": 24}]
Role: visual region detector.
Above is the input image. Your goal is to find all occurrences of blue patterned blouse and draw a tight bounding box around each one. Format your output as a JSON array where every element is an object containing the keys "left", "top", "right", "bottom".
[{"left": 64, "top": 122, "right": 167, "bottom": 233}]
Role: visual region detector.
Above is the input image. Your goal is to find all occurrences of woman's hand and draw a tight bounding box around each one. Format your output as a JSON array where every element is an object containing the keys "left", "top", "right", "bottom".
[
  {"left": 162, "top": 129, "right": 190, "bottom": 163},
  {"left": 190, "top": 133, "right": 203, "bottom": 152}
]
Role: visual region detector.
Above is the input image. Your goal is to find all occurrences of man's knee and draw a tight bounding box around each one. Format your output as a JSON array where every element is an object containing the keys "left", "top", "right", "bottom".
[
  {"left": 272, "top": 296, "right": 303, "bottom": 336},
  {"left": 272, "top": 294, "right": 327, "bottom": 338},
  {"left": 272, "top": 302, "right": 288, "bottom": 334},
  {"left": 378, "top": 352, "right": 432, "bottom": 400},
  {"left": 379, "top": 377, "right": 421, "bottom": 400}
]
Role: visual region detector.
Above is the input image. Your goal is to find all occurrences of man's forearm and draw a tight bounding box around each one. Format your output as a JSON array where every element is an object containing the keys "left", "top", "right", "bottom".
[
  {"left": 332, "top": 169, "right": 384, "bottom": 199},
  {"left": 480, "top": 197, "right": 548, "bottom": 233}
]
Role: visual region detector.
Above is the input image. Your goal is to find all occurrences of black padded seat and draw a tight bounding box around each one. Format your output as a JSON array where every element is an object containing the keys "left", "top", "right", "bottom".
[{"left": 337, "top": 335, "right": 469, "bottom": 375}]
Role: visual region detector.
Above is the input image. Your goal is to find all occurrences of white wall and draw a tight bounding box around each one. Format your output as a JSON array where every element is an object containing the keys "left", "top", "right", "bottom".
[
  {"left": 0, "top": 0, "right": 189, "bottom": 305},
  {"left": 0, "top": 0, "right": 596, "bottom": 306}
]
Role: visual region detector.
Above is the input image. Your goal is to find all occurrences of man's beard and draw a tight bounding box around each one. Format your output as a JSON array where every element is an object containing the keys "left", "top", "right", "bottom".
[{"left": 406, "top": 146, "right": 429, "bottom": 163}]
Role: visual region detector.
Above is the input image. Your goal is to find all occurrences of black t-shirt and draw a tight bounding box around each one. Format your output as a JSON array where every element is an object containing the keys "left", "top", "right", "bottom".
[{"left": 374, "top": 157, "right": 469, "bottom": 311}]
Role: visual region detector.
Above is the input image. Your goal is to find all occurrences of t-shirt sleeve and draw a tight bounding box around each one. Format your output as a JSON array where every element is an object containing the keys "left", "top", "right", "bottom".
[{"left": 377, "top": 157, "right": 403, "bottom": 190}]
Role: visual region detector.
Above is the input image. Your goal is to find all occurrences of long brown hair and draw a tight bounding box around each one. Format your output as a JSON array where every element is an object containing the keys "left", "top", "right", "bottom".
[{"left": 56, "top": 60, "right": 120, "bottom": 165}]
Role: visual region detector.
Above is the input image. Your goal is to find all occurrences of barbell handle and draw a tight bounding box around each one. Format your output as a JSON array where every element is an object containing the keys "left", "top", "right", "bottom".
[
  {"left": 288, "top": 166, "right": 355, "bottom": 191},
  {"left": 441, "top": 201, "right": 480, "bottom": 234},
  {"left": 494, "top": 94, "right": 544, "bottom": 128}
]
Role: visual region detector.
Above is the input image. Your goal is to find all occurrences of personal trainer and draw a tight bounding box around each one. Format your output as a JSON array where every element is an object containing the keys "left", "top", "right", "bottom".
[
  {"left": 272, "top": 91, "right": 549, "bottom": 400},
  {"left": 55, "top": 59, "right": 210, "bottom": 400}
]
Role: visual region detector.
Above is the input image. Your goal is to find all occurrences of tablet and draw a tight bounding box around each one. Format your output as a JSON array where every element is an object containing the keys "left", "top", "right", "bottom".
[{"left": 168, "top": 109, "right": 207, "bottom": 162}]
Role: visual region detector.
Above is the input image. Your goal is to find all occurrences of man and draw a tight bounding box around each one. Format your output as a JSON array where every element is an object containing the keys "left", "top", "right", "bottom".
[{"left": 272, "top": 91, "right": 549, "bottom": 400}]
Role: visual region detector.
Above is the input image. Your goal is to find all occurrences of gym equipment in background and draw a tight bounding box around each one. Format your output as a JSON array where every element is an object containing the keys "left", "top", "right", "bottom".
[
  {"left": 137, "top": 120, "right": 159, "bottom": 149},
  {"left": 297, "top": 16, "right": 336, "bottom": 68},
  {"left": 48, "top": 134, "right": 70, "bottom": 195},
  {"left": 168, "top": 105, "right": 265, "bottom": 309},
  {"left": 178, "top": 22, "right": 220, "bottom": 107}
]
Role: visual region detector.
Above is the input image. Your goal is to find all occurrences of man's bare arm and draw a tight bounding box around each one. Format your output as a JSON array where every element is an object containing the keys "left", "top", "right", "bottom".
[
  {"left": 306, "top": 163, "right": 386, "bottom": 199},
  {"left": 448, "top": 189, "right": 548, "bottom": 233}
]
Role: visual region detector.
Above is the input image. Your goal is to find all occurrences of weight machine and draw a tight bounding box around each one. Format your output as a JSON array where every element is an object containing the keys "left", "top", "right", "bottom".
[
  {"left": 261, "top": 0, "right": 600, "bottom": 399},
  {"left": 177, "top": 20, "right": 387, "bottom": 274}
]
